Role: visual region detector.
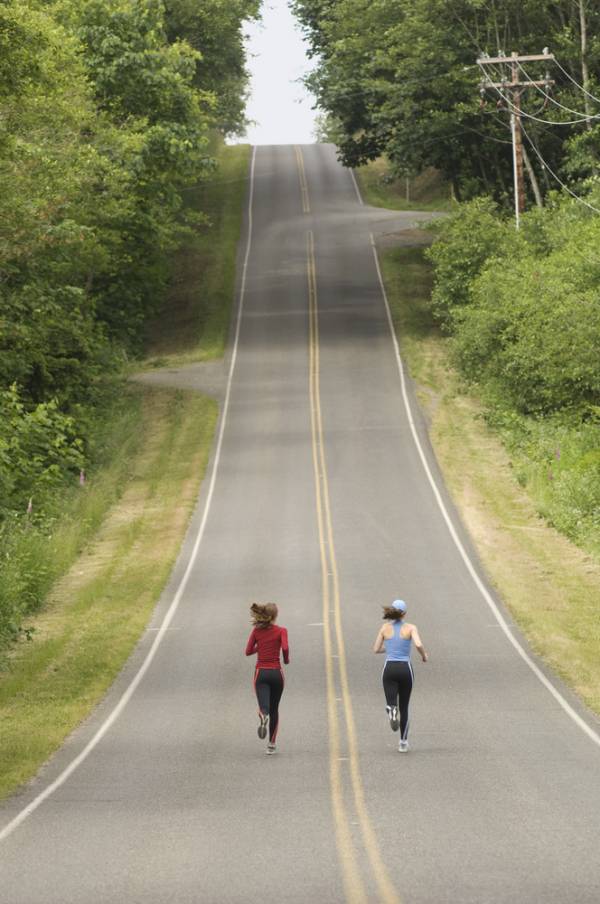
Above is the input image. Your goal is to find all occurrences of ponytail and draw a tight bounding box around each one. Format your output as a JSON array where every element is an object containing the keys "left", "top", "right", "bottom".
[
  {"left": 250, "top": 602, "right": 278, "bottom": 628},
  {"left": 382, "top": 605, "right": 405, "bottom": 621}
]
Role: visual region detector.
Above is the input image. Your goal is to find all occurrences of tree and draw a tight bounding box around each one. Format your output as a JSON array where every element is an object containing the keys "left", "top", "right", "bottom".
[
  {"left": 164, "top": 0, "right": 261, "bottom": 135},
  {"left": 293, "top": 0, "right": 600, "bottom": 202}
]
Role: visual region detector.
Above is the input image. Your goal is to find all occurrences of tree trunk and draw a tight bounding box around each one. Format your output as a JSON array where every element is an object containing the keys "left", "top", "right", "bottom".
[
  {"left": 492, "top": 148, "right": 508, "bottom": 197},
  {"left": 523, "top": 145, "right": 543, "bottom": 207},
  {"left": 477, "top": 155, "right": 492, "bottom": 193},
  {"left": 579, "top": 0, "right": 593, "bottom": 130}
]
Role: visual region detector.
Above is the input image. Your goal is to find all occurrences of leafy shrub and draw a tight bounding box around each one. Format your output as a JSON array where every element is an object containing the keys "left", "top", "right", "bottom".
[
  {"left": 426, "top": 197, "right": 510, "bottom": 328},
  {"left": 427, "top": 193, "right": 600, "bottom": 415},
  {"left": 454, "top": 260, "right": 600, "bottom": 415},
  {"left": 427, "top": 195, "right": 600, "bottom": 556},
  {"left": 0, "top": 386, "right": 84, "bottom": 517}
]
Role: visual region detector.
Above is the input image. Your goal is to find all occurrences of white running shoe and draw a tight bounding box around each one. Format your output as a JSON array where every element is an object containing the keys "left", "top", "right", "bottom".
[
  {"left": 258, "top": 713, "right": 269, "bottom": 740},
  {"left": 266, "top": 744, "right": 277, "bottom": 755},
  {"left": 398, "top": 740, "right": 409, "bottom": 753},
  {"left": 387, "top": 706, "right": 399, "bottom": 732}
]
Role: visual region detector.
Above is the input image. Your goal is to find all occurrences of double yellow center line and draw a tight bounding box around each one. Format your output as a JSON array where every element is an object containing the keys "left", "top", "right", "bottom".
[
  {"left": 301, "top": 141, "right": 400, "bottom": 904},
  {"left": 295, "top": 145, "right": 311, "bottom": 214}
]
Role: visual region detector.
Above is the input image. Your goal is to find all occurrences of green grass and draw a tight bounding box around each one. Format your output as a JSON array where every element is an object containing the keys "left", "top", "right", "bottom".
[
  {"left": 356, "top": 158, "right": 456, "bottom": 212},
  {"left": 380, "top": 245, "right": 600, "bottom": 716},
  {"left": 0, "top": 390, "right": 146, "bottom": 650},
  {"left": 144, "top": 140, "right": 251, "bottom": 366},
  {"left": 0, "top": 388, "right": 217, "bottom": 798}
]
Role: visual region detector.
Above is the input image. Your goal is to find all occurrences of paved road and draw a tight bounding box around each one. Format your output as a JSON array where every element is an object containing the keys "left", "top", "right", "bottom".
[{"left": 1, "top": 144, "right": 600, "bottom": 903}]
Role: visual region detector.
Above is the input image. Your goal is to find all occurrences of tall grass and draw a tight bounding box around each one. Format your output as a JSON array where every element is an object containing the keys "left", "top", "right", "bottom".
[
  {"left": 0, "top": 390, "right": 144, "bottom": 655},
  {"left": 356, "top": 159, "right": 455, "bottom": 212},
  {"left": 488, "top": 411, "right": 600, "bottom": 558}
]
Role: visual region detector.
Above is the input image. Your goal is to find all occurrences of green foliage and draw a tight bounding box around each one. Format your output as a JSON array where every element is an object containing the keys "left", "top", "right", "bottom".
[
  {"left": 429, "top": 196, "right": 600, "bottom": 415},
  {"left": 0, "top": 0, "right": 255, "bottom": 649},
  {"left": 164, "top": 0, "right": 261, "bottom": 135},
  {"left": 0, "top": 386, "right": 83, "bottom": 515},
  {"left": 293, "top": 0, "right": 600, "bottom": 202},
  {"left": 0, "top": 388, "right": 145, "bottom": 652},
  {"left": 456, "top": 263, "right": 600, "bottom": 414},
  {"left": 426, "top": 197, "right": 508, "bottom": 327},
  {"left": 424, "top": 192, "right": 600, "bottom": 553},
  {"left": 485, "top": 407, "right": 600, "bottom": 553}
]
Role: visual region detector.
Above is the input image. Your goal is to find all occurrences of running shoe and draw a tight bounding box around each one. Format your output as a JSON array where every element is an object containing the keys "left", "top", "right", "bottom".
[
  {"left": 266, "top": 744, "right": 277, "bottom": 755},
  {"left": 258, "top": 713, "right": 269, "bottom": 739},
  {"left": 398, "top": 740, "right": 409, "bottom": 753},
  {"left": 387, "top": 706, "right": 399, "bottom": 732}
]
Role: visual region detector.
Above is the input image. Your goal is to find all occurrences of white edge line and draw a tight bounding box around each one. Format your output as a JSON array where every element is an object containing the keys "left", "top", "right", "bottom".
[
  {"left": 350, "top": 168, "right": 364, "bottom": 206},
  {"left": 0, "top": 146, "right": 259, "bottom": 843},
  {"left": 369, "top": 231, "right": 600, "bottom": 749}
]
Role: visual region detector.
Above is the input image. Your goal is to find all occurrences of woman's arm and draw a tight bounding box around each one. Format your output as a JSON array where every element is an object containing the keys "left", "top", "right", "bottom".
[
  {"left": 411, "top": 626, "right": 428, "bottom": 662},
  {"left": 245, "top": 629, "right": 257, "bottom": 656},
  {"left": 281, "top": 627, "right": 290, "bottom": 664},
  {"left": 373, "top": 627, "right": 386, "bottom": 654}
]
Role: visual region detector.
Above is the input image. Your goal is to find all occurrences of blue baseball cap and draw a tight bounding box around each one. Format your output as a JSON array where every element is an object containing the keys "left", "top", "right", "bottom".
[{"left": 392, "top": 599, "right": 407, "bottom": 613}]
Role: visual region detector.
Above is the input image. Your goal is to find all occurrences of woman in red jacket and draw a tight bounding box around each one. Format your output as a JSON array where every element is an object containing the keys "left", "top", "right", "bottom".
[{"left": 245, "top": 603, "right": 289, "bottom": 755}]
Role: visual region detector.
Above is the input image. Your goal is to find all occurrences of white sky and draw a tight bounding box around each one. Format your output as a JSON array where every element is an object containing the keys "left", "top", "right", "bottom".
[{"left": 238, "top": 0, "right": 317, "bottom": 145}]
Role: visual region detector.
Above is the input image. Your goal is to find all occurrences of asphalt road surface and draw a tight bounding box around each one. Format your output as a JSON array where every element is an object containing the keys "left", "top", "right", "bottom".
[{"left": 1, "top": 144, "right": 600, "bottom": 904}]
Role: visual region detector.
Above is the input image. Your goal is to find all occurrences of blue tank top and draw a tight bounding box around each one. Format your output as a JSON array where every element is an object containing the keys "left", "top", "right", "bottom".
[{"left": 384, "top": 622, "right": 412, "bottom": 662}]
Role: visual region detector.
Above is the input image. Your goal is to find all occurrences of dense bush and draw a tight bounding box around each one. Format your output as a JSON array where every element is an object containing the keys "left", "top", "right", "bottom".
[
  {"left": 456, "top": 255, "right": 600, "bottom": 415},
  {"left": 427, "top": 195, "right": 600, "bottom": 553},
  {"left": 0, "top": 387, "right": 84, "bottom": 513},
  {"left": 429, "top": 196, "right": 600, "bottom": 414},
  {"left": 426, "top": 198, "right": 510, "bottom": 328}
]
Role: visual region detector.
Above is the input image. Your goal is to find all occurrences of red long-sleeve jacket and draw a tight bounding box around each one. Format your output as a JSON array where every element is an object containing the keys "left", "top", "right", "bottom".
[{"left": 245, "top": 625, "right": 290, "bottom": 669}]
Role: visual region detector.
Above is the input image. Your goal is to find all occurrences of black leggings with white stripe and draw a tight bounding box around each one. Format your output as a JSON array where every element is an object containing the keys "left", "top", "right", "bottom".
[
  {"left": 382, "top": 660, "right": 414, "bottom": 740},
  {"left": 254, "top": 668, "right": 284, "bottom": 744}
]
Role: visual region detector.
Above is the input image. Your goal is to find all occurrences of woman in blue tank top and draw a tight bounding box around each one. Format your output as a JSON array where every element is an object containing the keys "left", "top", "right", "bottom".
[{"left": 373, "top": 599, "right": 428, "bottom": 752}]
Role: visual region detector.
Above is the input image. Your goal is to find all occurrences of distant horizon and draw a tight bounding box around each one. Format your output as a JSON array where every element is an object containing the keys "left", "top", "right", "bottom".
[{"left": 236, "top": 0, "right": 318, "bottom": 145}]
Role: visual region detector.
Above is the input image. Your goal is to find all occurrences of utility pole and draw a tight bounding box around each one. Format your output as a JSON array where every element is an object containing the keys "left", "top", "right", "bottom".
[{"left": 478, "top": 50, "right": 554, "bottom": 228}]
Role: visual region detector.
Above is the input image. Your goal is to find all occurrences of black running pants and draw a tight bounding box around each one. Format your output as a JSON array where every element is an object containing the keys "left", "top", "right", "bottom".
[
  {"left": 254, "top": 667, "right": 284, "bottom": 743},
  {"left": 382, "top": 660, "right": 414, "bottom": 741}
]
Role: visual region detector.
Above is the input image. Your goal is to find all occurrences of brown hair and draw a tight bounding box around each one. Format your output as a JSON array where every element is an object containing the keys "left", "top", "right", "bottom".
[
  {"left": 382, "top": 606, "right": 405, "bottom": 621},
  {"left": 250, "top": 602, "right": 278, "bottom": 628}
]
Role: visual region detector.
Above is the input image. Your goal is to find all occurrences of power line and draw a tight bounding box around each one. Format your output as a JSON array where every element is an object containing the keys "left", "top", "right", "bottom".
[
  {"left": 478, "top": 63, "right": 591, "bottom": 126},
  {"left": 517, "top": 61, "right": 600, "bottom": 121},
  {"left": 553, "top": 57, "right": 600, "bottom": 107},
  {"left": 521, "top": 122, "right": 600, "bottom": 215}
]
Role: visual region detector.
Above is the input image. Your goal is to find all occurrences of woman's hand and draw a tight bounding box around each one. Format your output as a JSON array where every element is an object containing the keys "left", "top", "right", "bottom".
[{"left": 373, "top": 627, "right": 385, "bottom": 654}]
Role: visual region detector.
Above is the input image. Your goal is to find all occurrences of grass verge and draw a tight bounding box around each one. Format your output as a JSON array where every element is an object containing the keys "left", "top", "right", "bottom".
[
  {"left": 381, "top": 245, "right": 600, "bottom": 716},
  {"left": 0, "top": 389, "right": 146, "bottom": 647},
  {"left": 356, "top": 158, "right": 455, "bottom": 212},
  {"left": 0, "top": 387, "right": 217, "bottom": 798},
  {"left": 144, "top": 140, "right": 251, "bottom": 367}
]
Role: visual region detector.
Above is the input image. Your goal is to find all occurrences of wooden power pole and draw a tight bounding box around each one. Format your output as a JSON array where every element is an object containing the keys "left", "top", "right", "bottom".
[{"left": 478, "top": 50, "right": 554, "bottom": 228}]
